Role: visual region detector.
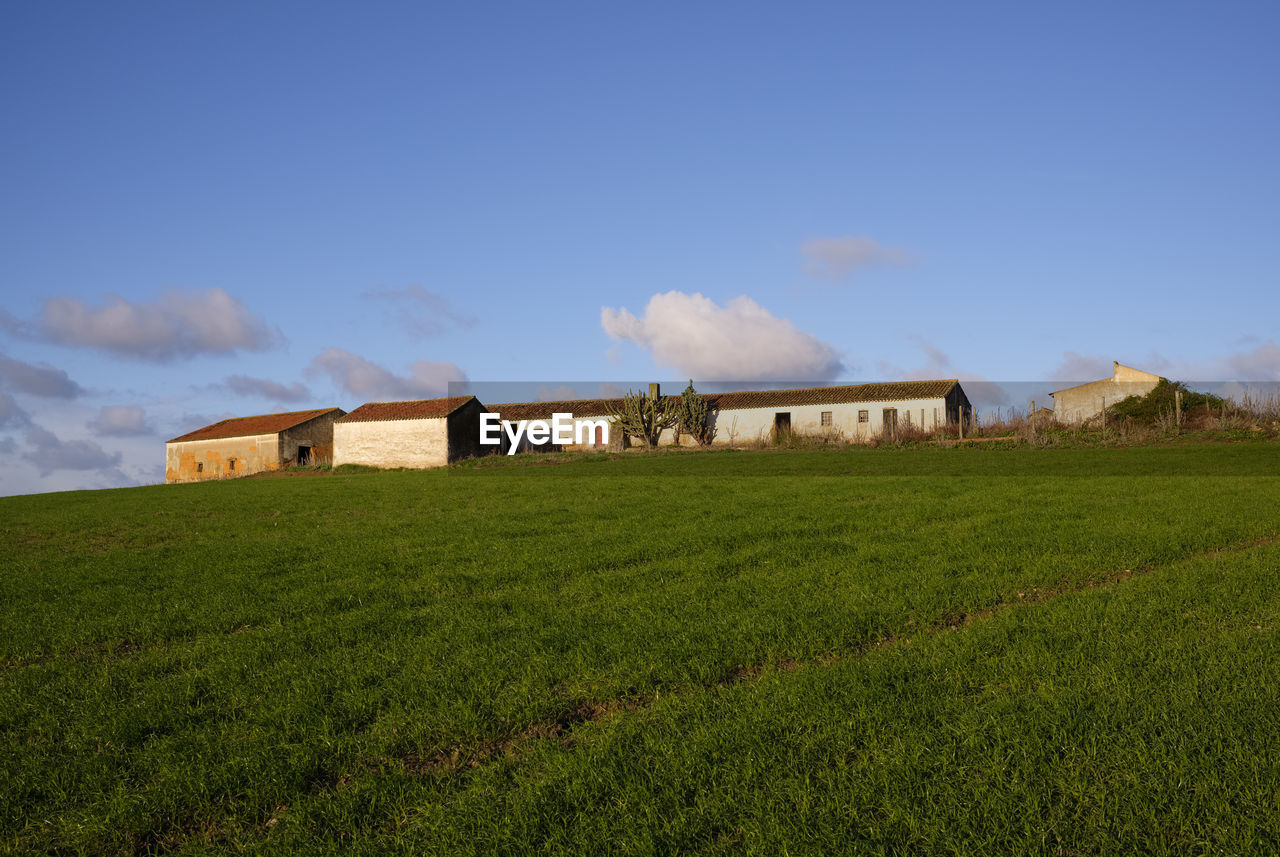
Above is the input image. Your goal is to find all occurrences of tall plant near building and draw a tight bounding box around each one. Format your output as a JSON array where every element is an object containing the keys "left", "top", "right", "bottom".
[
  {"left": 673, "top": 380, "right": 711, "bottom": 446},
  {"left": 608, "top": 388, "right": 677, "bottom": 449}
]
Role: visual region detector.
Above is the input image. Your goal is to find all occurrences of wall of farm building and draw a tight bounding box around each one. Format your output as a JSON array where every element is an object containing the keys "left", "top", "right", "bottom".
[
  {"left": 494, "top": 413, "right": 617, "bottom": 454},
  {"left": 696, "top": 398, "right": 951, "bottom": 445},
  {"left": 1052, "top": 377, "right": 1159, "bottom": 423},
  {"left": 445, "top": 399, "right": 496, "bottom": 462},
  {"left": 555, "top": 415, "right": 614, "bottom": 450},
  {"left": 544, "top": 414, "right": 615, "bottom": 452},
  {"left": 279, "top": 412, "right": 340, "bottom": 465},
  {"left": 165, "top": 434, "right": 280, "bottom": 483},
  {"left": 333, "top": 417, "right": 449, "bottom": 469}
]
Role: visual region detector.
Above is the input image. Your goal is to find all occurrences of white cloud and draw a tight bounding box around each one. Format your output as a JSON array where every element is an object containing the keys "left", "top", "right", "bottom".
[
  {"left": 11, "top": 288, "right": 278, "bottom": 361},
  {"left": 0, "top": 391, "right": 30, "bottom": 428},
  {"left": 169, "top": 411, "right": 238, "bottom": 439},
  {"left": 800, "top": 236, "right": 908, "bottom": 280},
  {"left": 601, "top": 291, "right": 843, "bottom": 381},
  {"left": 365, "top": 286, "right": 477, "bottom": 337},
  {"left": 306, "top": 348, "right": 467, "bottom": 400},
  {"left": 887, "top": 335, "right": 952, "bottom": 379},
  {"left": 224, "top": 374, "right": 309, "bottom": 402},
  {"left": 0, "top": 353, "right": 84, "bottom": 398},
  {"left": 1050, "top": 352, "right": 1115, "bottom": 385},
  {"left": 876, "top": 339, "right": 1009, "bottom": 406},
  {"left": 87, "top": 405, "right": 152, "bottom": 437},
  {"left": 1227, "top": 342, "right": 1280, "bottom": 381},
  {"left": 22, "top": 425, "right": 124, "bottom": 477}
]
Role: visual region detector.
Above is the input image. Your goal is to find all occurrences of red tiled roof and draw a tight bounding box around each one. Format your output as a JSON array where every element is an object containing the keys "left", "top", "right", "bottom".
[
  {"left": 168, "top": 407, "right": 344, "bottom": 443},
  {"left": 491, "top": 381, "right": 962, "bottom": 420},
  {"left": 489, "top": 398, "right": 625, "bottom": 421},
  {"left": 336, "top": 396, "right": 477, "bottom": 423},
  {"left": 702, "top": 380, "right": 961, "bottom": 411}
]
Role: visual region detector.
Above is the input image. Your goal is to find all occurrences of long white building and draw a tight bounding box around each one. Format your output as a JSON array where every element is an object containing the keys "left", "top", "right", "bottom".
[
  {"left": 698, "top": 380, "right": 970, "bottom": 445},
  {"left": 491, "top": 379, "right": 971, "bottom": 450}
]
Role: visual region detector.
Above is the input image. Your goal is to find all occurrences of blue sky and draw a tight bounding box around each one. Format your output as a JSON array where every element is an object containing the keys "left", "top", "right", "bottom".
[{"left": 2, "top": 1, "right": 1278, "bottom": 495}]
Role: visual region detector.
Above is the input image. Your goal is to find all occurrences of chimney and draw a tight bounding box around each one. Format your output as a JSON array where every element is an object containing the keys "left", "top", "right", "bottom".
[{"left": 648, "top": 382, "right": 661, "bottom": 400}]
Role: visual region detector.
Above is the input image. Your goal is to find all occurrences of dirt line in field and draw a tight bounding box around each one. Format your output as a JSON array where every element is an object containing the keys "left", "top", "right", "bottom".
[{"left": 395, "top": 532, "right": 1279, "bottom": 778}]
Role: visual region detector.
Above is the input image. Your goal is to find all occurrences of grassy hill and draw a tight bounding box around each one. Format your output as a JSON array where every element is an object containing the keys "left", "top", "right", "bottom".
[{"left": 3, "top": 443, "right": 1279, "bottom": 855}]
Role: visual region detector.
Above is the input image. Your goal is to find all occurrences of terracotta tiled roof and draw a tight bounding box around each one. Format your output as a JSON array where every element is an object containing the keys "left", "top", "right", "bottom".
[
  {"left": 491, "top": 381, "right": 962, "bottom": 420},
  {"left": 702, "top": 380, "right": 961, "bottom": 411},
  {"left": 336, "top": 396, "right": 477, "bottom": 424},
  {"left": 168, "top": 407, "right": 344, "bottom": 443},
  {"left": 489, "top": 398, "right": 625, "bottom": 421}
]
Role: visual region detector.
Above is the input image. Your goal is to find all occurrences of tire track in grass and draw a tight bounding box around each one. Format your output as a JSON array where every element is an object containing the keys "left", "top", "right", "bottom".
[{"left": 396, "top": 531, "right": 1280, "bottom": 779}]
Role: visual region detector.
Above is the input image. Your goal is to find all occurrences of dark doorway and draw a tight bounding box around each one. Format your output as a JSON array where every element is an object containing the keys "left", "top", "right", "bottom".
[
  {"left": 297, "top": 445, "right": 312, "bottom": 465},
  {"left": 882, "top": 408, "right": 898, "bottom": 435},
  {"left": 773, "top": 412, "right": 791, "bottom": 436}
]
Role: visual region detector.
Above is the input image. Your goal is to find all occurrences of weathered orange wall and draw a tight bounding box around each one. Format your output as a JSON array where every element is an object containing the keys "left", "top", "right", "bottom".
[{"left": 165, "top": 435, "right": 281, "bottom": 483}]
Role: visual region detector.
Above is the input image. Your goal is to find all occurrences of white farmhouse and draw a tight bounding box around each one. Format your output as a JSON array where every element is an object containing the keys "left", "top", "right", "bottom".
[
  {"left": 698, "top": 380, "right": 971, "bottom": 445},
  {"left": 332, "top": 396, "right": 490, "bottom": 469},
  {"left": 495, "top": 380, "right": 971, "bottom": 450}
]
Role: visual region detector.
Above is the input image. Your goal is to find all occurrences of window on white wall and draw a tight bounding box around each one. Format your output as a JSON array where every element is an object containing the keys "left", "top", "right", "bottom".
[
  {"left": 820, "top": 411, "right": 832, "bottom": 427},
  {"left": 858, "top": 410, "right": 869, "bottom": 423}
]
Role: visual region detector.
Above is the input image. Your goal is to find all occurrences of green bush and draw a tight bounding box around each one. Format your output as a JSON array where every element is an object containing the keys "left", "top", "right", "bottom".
[{"left": 1108, "top": 378, "right": 1224, "bottom": 424}]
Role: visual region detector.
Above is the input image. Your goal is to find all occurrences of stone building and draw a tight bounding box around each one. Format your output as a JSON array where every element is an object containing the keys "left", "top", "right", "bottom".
[
  {"left": 332, "top": 396, "right": 490, "bottom": 469},
  {"left": 1050, "top": 362, "right": 1161, "bottom": 423},
  {"left": 165, "top": 407, "right": 344, "bottom": 483}
]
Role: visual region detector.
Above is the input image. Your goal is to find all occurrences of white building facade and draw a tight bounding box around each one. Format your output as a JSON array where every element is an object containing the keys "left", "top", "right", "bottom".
[
  {"left": 332, "top": 396, "right": 489, "bottom": 469},
  {"left": 1050, "top": 362, "right": 1161, "bottom": 423},
  {"left": 697, "top": 380, "right": 971, "bottom": 445},
  {"left": 493, "top": 380, "right": 970, "bottom": 451}
]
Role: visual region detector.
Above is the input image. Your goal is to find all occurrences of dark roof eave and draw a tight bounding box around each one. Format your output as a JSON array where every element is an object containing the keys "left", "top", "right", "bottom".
[
  {"left": 335, "top": 395, "right": 478, "bottom": 424},
  {"left": 166, "top": 407, "right": 344, "bottom": 443}
]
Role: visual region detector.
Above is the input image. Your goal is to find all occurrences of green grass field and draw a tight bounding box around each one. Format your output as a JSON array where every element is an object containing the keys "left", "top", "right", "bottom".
[{"left": 2, "top": 443, "right": 1279, "bottom": 855}]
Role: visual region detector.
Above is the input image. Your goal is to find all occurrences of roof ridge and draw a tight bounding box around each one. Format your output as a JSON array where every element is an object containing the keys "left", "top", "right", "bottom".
[
  {"left": 343, "top": 395, "right": 473, "bottom": 407},
  {"left": 167, "top": 407, "right": 343, "bottom": 443},
  {"left": 336, "top": 395, "right": 476, "bottom": 423}
]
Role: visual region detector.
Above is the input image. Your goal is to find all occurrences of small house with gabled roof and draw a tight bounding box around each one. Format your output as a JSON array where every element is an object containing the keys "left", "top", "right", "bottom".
[
  {"left": 1050, "top": 362, "right": 1161, "bottom": 423},
  {"left": 332, "top": 395, "right": 489, "bottom": 469},
  {"left": 697, "top": 379, "right": 970, "bottom": 444},
  {"left": 165, "top": 407, "right": 345, "bottom": 483}
]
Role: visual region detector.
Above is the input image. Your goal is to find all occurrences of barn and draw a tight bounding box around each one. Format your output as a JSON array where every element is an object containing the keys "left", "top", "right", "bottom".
[
  {"left": 1050, "top": 362, "right": 1161, "bottom": 423},
  {"left": 696, "top": 380, "right": 971, "bottom": 445},
  {"left": 165, "top": 407, "right": 345, "bottom": 483},
  {"left": 332, "top": 396, "right": 490, "bottom": 469}
]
